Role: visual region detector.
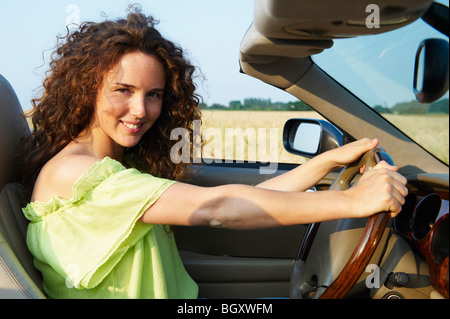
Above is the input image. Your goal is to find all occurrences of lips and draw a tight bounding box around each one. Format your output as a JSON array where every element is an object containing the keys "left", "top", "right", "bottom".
[{"left": 120, "top": 120, "right": 143, "bottom": 133}]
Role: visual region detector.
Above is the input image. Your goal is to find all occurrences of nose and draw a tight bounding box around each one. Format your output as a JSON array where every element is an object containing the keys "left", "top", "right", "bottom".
[{"left": 130, "top": 96, "right": 146, "bottom": 118}]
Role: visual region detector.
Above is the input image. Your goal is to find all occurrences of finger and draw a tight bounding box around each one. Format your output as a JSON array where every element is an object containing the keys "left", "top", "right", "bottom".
[
  {"left": 380, "top": 169, "right": 408, "bottom": 192},
  {"left": 360, "top": 166, "right": 395, "bottom": 181},
  {"left": 346, "top": 138, "right": 375, "bottom": 153},
  {"left": 393, "top": 175, "right": 408, "bottom": 194},
  {"left": 381, "top": 189, "right": 404, "bottom": 218},
  {"left": 388, "top": 170, "right": 408, "bottom": 189},
  {"left": 373, "top": 161, "right": 399, "bottom": 172},
  {"left": 384, "top": 176, "right": 408, "bottom": 218},
  {"left": 389, "top": 182, "right": 408, "bottom": 206},
  {"left": 388, "top": 196, "right": 404, "bottom": 218},
  {"left": 360, "top": 164, "right": 366, "bottom": 174},
  {"left": 370, "top": 138, "right": 379, "bottom": 149},
  {"left": 359, "top": 138, "right": 378, "bottom": 152}
]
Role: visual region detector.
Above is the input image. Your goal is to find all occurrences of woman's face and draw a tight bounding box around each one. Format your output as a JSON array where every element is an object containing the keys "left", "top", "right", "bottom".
[{"left": 91, "top": 51, "right": 166, "bottom": 152}]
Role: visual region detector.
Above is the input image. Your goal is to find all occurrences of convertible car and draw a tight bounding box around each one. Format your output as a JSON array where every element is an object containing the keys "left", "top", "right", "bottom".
[{"left": 0, "top": 0, "right": 448, "bottom": 299}]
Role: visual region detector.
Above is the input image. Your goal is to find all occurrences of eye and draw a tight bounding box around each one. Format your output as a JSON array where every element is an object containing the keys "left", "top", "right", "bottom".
[
  {"left": 116, "top": 88, "right": 130, "bottom": 94},
  {"left": 147, "top": 91, "right": 163, "bottom": 99}
]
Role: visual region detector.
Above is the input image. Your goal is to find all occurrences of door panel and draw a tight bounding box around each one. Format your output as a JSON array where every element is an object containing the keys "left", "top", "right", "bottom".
[
  {"left": 178, "top": 250, "right": 293, "bottom": 298},
  {"left": 173, "top": 162, "right": 337, "bottom": 298}
]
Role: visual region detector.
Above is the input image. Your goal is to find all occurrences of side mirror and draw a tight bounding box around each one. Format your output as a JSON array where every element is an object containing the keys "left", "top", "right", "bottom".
[
  {"left": 413, "top": 38, "right": 449, "bottom": 104},
  {"left": 283, "top": 119, "right": 343, "bottom": 158}
]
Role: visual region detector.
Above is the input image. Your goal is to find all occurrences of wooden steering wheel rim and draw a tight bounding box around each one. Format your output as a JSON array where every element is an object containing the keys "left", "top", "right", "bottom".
[{"left": 319, "top": 148, "right": 390, "bottom": 299}]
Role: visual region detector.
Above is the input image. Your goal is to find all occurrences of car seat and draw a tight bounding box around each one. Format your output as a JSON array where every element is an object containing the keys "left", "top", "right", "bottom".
[{"left": 0, "top": 74, "right": 46, "bottom": 298}]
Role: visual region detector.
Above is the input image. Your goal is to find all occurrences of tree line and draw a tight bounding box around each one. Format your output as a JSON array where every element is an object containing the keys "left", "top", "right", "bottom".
[
  {"left": 373, "top": 98, "right": 449, "bottom": 114},
  {"left": 205, "top": 97, "right": 449, "bottom": 114},
  {"left": 205, "top": 98, "right": 312, "bottom": 111}
]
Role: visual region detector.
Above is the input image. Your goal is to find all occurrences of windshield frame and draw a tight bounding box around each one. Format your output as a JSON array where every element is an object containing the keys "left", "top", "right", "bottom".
[{"left": 311, "top": 9, "right": 449, "bottom": 165}]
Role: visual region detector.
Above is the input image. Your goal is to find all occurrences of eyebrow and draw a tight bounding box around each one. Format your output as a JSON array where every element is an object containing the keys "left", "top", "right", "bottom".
[{"left": 114, "top": 83, "right": 165, "bottom": 92}]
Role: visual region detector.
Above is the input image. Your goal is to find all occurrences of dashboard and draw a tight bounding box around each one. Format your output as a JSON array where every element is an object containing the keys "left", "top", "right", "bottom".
[{"left": 393, "top": 174, "right": 449, "bottom": 298}]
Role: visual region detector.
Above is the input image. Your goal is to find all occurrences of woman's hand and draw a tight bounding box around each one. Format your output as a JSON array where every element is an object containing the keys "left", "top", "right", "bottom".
[
  {"left": 329, "top": 138, "right": 409, "bottom": 218},
  {"left": 326, "top": 138, "right": 380, "bottom": 169},
  {"left": 257, "top": 138, "right": 383, "bottom": 193},
  {"left": 346, "top": 161, "right": 408, "bottom": 218}
]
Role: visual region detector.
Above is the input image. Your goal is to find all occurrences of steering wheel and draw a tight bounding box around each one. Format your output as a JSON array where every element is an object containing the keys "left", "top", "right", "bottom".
[{"left": 290, "top": 148, "right": 393, "bottom": 299}]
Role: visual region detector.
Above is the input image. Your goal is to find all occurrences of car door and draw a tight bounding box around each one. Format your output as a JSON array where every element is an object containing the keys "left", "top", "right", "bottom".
[{"left": 172, "top": 108, "right": 336, "bottom": 299}]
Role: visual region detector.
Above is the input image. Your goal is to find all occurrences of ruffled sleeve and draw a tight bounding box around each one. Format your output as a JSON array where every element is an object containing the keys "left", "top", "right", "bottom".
[{"left": 23, "top": 157, "right": 176, "bottom": 289}]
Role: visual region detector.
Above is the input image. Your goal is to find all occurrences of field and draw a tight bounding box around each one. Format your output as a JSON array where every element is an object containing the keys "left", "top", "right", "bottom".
[
  {"left": 385, "top": 114, "right": 449, "bottom": 164},
  {"left": 25, "top": 110, "right": 449, "bottom": 164},
  {"left": 200, "top": 110, "right": 324, "bottom": 164},
  {"left": 200, "top": 110, "right": 449, "bottom": 164}
]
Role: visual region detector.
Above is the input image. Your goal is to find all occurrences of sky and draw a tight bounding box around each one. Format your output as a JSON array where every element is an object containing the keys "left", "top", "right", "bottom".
[
  {"left": 311, "top": 0, "right": 449, "bottom": 108},
  {"left": 1, "top": 1, "right": 448, "bottom": 111},
  {"left": 0, "top": 0, "right": 294, "bottom": 110},
  {"left": 313, "top": 13, "right": 449, "bottom": 108}
]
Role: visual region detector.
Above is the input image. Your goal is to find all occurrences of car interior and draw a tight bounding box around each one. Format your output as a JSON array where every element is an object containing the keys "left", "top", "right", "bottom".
[{"left": 0, "top": 0, "right": 448, "bottom": 299}]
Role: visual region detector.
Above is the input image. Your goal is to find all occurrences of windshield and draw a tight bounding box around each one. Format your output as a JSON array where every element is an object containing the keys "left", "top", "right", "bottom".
[{"left": 312, "top": 3, "right": 449, "bottom": 165}]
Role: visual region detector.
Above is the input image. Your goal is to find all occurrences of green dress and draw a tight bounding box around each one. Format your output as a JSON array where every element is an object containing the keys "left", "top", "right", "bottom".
[{"left": 22, "top": 157, "right": 198, "bottom": 298}]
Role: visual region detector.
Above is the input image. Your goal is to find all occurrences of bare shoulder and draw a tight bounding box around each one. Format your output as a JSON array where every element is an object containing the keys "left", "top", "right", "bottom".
[{"left": 31, "top": 152, "right": 103, "bottom": 202}]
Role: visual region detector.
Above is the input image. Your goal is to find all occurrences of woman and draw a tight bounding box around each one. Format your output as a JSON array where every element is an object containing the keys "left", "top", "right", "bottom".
[{"left": 19, "top": 7, "right": 408, "bottom": 298}]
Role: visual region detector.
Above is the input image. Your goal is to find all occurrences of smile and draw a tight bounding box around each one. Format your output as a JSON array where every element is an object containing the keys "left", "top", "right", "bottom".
[{"left": 121, "top": 121, "right": 143, "bottom": 132}]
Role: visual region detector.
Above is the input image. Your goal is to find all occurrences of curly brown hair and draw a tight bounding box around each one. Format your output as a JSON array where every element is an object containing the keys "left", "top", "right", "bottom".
[{"left": 19, "top": 6, "right": 202, "bottom": 200}]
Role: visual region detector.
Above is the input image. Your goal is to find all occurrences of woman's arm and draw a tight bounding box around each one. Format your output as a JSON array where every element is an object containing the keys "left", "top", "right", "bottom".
[
  {"left": 139, "top": 160, "right": 408, "bottom": 229},
  {"left": 255, "top": 138, "right": 380, "bottom": 192}
]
